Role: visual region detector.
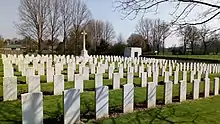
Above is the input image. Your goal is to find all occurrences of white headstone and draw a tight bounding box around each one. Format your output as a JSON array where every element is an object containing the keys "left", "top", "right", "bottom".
[
  {"left": 47, "top": 67, "right": 54, "bottom": 83},
  {"left": 147, "top": 82, "right": 156, "bottom": 108},
  {"left": 4, "top": 67, "right": 14, "bottom": 77},
  {"left": 164, "top": 81, "right": 173, "bottom": 104},
  {"left": 95, "top": 73, "right": 103, "bottom": 88},
  {"left": 190, "top": 71, "right": 194, "bottom": 83},
  {"left": 67, "top": 65, "right": 75, "bottom": 82},
  {"left": 141, "top": 72, "right": 147, "bottom": 87},
  {"left": 27, "top": 75, "right": 41, "bottom": 93},
  {"left": 108, "top": 66, "right": 114, "bottom": 79},
  {"left": 112, "top": 73, "right": 120, "bottom": 89},
  {"left": 63, "top": 88, "right": 80, "bottom": 124},
  {"left": 123, "top": 83, "right": 134, "bottom": 113},
  {"left": 95, "top": 86, "right": 109, "bottom": 119},
  {"left": 182, "top": 71, "right": 187, "bottom": 82},
  {"left": 74, "top": 74, "right": 84, "bottom": 92},
  {"left": 26, "top": 67, "right": 35, "bottom": 77},
  {"left": 204, "top": 78, "right": 210, "bottom": 98},
  {"left": 54, "top": 75, "right": 64, "bottom": 95},
  {"left": 119, "top": 66, "right": 124, "bottom": 78},
  {"left": 164, "top": 71, "right": 169, "bottom": 82},
  {"left": 179, "top": 80, "right": 187, "bottom": 102},
  {"left": 37, "top": 63, "right": 45, "bottom": 75},
  {"left": 22, "top": 92, "right": 43, "bottom": 124},
  {"left": 214, "top": 77, "right": 219, "bottom": 95},
  {"left": 127, "top": 72, "right": 133, "bottom": 84},
  {"left": 193, "top": 79, "right": 200, "bottom": 99},
  {"left": 174, "top": 71, "right": 179, "bottom": 84},
  {"left": 3, "top": 76, "right": 17, "bottom": 101},
  {"left": 82, "top": 67, "right": 89, "bottom": 80}
]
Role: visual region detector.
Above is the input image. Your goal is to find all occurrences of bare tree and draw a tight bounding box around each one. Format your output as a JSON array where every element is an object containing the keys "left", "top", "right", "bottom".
[
  {"left": 102, "top": 21, "right": 116, "bottom": 43},
  {"left": 0, "top": 35, "right": 4, "bottom": 48},
  {"left": 60, "top": 0, "right": 72, "bottom": 54},
  {"left": 86, "top": 19, "right": 104, "bottom": 52},
  {"left": 117, "top": 33, "right": 125, "bottom": 43},
  {"left": 208, "top": 32, "right": 220, "bottom": 54},
  {"left": 86, "top": 20, "right": 116, "bottom": 53},
  {"left": 151, "top": 19, "right": 170, "bottom": 53},
  {"left": 127, "top": 33, "right": 145, "bottom": 49},
  {"left": 17, "top": 0, "right": 50, "bottom": 53},
  {"left": 160, "top": 22, "right": 171, "bottom": 54},
  {"left": 47, "top": 0, "right": 61, "bottom": 55},
  {"left": 185, "top": 26, "right": 200, "bottom": 54},
  {"left": 136, "top": 18, "right": 152, "bottom": 41},
  {"left": 70, "top": 0, "right": 92, "bottom": 55},
  {"left": 136, "top": 18, "right": 170, "bottom": 53},
  {"left": 197, "top": 24, "right": 210, "bottom": 54},
  {"left": 115, "top": 0, "right": 220, "bottom": 25},
  {"left": 177, "top": 25, "right": 189, "bottom": 54}
]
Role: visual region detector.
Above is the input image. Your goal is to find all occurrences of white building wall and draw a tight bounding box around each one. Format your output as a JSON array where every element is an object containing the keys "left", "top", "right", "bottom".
[{"left": 124, "top": 47, "right": 142, "bottom": 58}]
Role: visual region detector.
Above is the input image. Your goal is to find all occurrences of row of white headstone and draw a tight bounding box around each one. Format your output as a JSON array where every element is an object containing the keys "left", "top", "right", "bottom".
[
  {"left": 3, "top": 56, "right": 220, "bottom": 82},
  {"left": 21, "top": 77, "right": 220, "bottom": 124},
  {"left": 3, "top": 54, "right": 220, "bottom": 101},
  {"left": 3, "top": 68, "right": 214, "bottom": 102},
  {"left": 3, "top": 53, "right": 220, "bottom": 74}
]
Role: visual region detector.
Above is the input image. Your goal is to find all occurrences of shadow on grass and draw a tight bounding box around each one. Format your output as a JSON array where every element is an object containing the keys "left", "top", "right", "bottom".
[
  {"left": 43, "top": 102, "right": 63, "bottom": 124},
  {"left": 108, "top": 106, "right": 199, "bottom": 124}
]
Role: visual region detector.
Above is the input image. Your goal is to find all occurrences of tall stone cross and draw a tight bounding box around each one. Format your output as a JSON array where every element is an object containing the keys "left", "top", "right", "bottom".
[{"left": 81, "top": 30, "right": 87, "bottom": 50}]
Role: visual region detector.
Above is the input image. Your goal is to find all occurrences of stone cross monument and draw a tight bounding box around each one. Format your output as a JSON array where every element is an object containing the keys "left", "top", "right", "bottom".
[{"left": 80, "top": 30, "right": 89, "bottom": 58}]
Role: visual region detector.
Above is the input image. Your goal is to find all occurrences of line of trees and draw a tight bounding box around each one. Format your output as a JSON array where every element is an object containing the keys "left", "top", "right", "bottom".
[
  {"left": 15, "top": 0, "right": 173, "bottom": 56},
  {"left": 115, "top": 0, "right": 220, "bottom": 55},
  {"left": 16, "top": 0, "right": 118, "bottom": 55},
  {"left": 6, "top": 0, "right": 220, "bottom": 56},
  {"left": 173, "top": 24, "right": 220, "bottom": 55}
]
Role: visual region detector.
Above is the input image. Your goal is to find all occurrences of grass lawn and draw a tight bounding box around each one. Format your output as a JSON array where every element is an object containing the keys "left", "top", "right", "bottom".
[
  {"left": 153, "top": 55, "right": 220, "bottom": 61},
  {"left": 96, "top": 95, "right": 220, "bottom": 124},
  {"left": 1, "top": 58, "right": 220, "bottom": 123},
  {"left": 0, "top": 72, "right": 220, "bottom": 124}
]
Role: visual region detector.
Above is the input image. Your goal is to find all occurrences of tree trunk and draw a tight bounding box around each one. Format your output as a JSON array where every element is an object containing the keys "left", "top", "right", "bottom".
[
  {"left": 63, "top": 31, "right": 67, "bottom": 55},
  {"left": 202, "top": 38, "right": 207, "bottom": 55},
  {"left": 183, "top": 36, "right": 186, "bottom": 55},
  {"left": 191, "top": 41, "right": 194, "bottom": 55},
  {"left": 157, "top": 43, "right": 160, "bottom": 54},
  {"left": 162, "top": 38, "right": 165, "bottom": 55},
  {"left": 38, "top": 38, "right": 41, "bottom": 54},
  {"left": 203, "top": 42, "right": 207, "bottom": 55}
]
